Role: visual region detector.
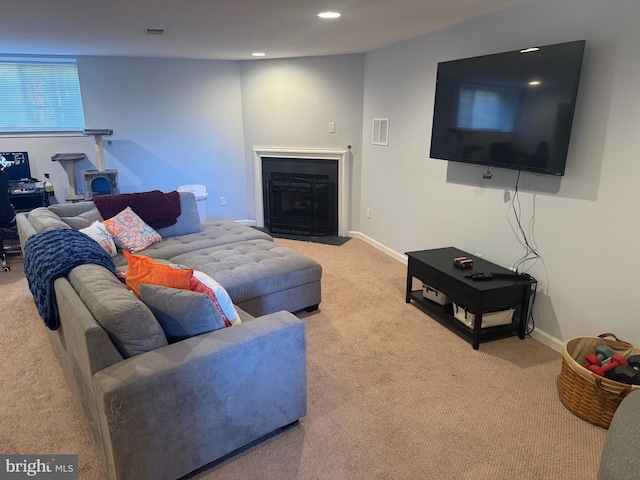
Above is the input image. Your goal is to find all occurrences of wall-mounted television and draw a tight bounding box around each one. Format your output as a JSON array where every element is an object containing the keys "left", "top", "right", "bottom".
[{"left": 429, "top": 40, "right": 586, "bottom": 176}]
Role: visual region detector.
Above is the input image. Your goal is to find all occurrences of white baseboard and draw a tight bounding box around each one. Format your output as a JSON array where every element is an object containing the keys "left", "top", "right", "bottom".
[
  {"left": 530, "top": 329, "right": 564, "bottom": 353},
  {"left": 348, "top": 231, "right": 407, "bottom": 264}
]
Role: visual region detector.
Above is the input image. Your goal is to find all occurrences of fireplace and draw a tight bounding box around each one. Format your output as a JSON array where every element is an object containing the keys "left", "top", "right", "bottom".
[
  {"left": 263, "top": 158, "right": 338, "bottom": 236},
  {"left": 253, "top": 147, "right": 350, "bottom": 237}
]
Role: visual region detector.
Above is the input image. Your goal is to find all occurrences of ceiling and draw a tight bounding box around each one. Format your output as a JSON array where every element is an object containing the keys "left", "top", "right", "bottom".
[{"left": 0, "top": 0, "right": 528, "bottom": 61}]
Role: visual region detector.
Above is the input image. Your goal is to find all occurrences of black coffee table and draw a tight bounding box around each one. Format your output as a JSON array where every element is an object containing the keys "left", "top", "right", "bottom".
[{"left": 405, "top": 247, "right": 537, "bottom": 350}]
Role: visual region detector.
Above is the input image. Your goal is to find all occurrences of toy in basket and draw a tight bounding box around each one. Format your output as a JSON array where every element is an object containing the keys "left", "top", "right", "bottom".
[
  {"left": 559, "top": 333, "right": 640, "bottom": 428},
  {"left": 582, "top": 348, "right": 640, "bottom": 385}
]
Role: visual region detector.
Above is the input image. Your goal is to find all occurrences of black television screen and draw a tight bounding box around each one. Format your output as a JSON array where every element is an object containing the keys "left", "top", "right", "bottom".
[
  {"left": 429, "top": 40, "right": 586, "bottom": 176},
  {"left": 0, "top": 152, "right": 32, "bottom": 182}
]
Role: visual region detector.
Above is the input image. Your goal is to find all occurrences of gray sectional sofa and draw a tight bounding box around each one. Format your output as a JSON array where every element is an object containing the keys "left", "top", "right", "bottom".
[
  {"left": 15, "top": 191, "right": 320, "bottom": 480},
  {"left": 598, "top": 389, "right": 640, "bottom": 479}
]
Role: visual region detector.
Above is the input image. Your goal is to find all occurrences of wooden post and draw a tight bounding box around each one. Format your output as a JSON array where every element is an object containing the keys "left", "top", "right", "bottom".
[
  {"left": 83, "top": 129, "right": 113, "bottom": 172},
  {"left": 50, "top": 153, "right": 86, "bottom": 201},
  {"left": 94, "top": 134, "right": 106, "bottom": 171}
]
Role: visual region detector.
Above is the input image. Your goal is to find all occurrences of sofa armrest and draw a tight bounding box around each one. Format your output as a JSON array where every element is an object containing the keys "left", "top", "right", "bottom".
[
  {"left": 92, "top": 311, "right": 306, "bottom": 480},
  {"left": 15, "top": 212, "right": 37, "bottom": 253},
  {"left": 598, "top": 389, "right": 640, "bottom": 480}
]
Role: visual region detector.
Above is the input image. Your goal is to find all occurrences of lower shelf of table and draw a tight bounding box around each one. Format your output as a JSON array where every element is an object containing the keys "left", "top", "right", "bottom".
[{"left": 408, "top": 290, "right": 522, "bottom": 347}]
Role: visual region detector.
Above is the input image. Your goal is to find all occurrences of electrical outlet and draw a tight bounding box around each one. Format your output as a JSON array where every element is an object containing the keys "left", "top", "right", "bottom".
[
  {"left": 220, "top": 196, "right": 226, "bottom": 206},
  {"left": 329, "top": 122, "right": 336, "bottom": 133}
]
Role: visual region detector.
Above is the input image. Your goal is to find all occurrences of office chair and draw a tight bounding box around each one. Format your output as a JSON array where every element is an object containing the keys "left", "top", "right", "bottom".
[{"left": 0, "top": 168, "right": 18, "bottom": 272}]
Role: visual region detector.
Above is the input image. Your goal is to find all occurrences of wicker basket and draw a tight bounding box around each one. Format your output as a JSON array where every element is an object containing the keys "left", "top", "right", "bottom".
[{"left": 559, "top": 333, "right": 640, "bottom": 428}]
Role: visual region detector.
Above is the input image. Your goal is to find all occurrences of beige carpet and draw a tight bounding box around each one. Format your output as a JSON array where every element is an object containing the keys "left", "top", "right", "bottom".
[{"left": 0, "top": 238, "right": 606, "bottom": 479}]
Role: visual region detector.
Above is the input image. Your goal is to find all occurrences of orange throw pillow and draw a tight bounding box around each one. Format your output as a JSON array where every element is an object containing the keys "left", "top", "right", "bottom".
[{"left": 123, "top": 250, "right": 193, "bottom": 296}]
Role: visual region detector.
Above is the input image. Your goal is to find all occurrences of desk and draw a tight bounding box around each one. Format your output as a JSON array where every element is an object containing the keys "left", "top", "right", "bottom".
[
  {"left": 405, "top": 247, "right": 537, "bottom": 350},
  {"left": 9, "top": 188, "right": 50, "bottom": 212}
]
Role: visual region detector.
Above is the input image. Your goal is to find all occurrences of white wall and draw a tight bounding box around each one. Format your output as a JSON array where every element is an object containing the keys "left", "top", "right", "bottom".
[
  {"left": 2, "top": 56, "right": 247, "bottom": 220},
  {"left": 2, "top": 54, "right": 365, "bottom": 224},
  {"left": 1, "top": 135, "right": 94, "bottom": 204},
  {"left": 239, "top": 55, "right": 365, "bottom": 225},
  {"left": 360, "top": 0, "right": 640, "bottom": 347}
]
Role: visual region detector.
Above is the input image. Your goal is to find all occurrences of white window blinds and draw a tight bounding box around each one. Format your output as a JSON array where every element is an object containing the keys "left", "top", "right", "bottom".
[{"left": 0, "top": 57, "right": 86, "bottom": 133}]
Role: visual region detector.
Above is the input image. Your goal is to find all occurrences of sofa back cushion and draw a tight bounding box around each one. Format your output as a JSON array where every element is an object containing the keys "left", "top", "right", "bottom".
[
  {"left": 28, "top": 207, "right": 72, "bottom": 233},
  {"left": 68, "top": 264, "right": 168, "bottom": 358},
  {"left": 155, "top": 192, "right": 202, "bottom": 238},
  {"left": 48, "top": 202, "right": 104, "bottom": 230}
]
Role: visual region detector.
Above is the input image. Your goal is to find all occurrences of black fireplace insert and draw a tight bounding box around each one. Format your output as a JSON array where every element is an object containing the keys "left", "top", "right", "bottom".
[{"left": 262, "top": 158, "right": 338, "bottom": 236}]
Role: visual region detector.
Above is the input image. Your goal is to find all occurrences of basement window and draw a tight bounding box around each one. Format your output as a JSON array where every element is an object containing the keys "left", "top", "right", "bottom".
[{"left": 0, "top": 57, "right": 86, "bottom": 134}]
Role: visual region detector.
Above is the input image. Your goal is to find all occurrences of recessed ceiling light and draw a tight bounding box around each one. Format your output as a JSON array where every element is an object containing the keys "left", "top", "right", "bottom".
[
  {"left": 317, "top": 11, "right": 341, "bottom": 19},
  {"left": 520, "top": 47, "right": 540, "bottom": 53},
  {"left": 528, "top": 80, "right": 541, "bottom": 86},
  {"left": 252, "top": 52, "right": 266, "bottom": 57}
]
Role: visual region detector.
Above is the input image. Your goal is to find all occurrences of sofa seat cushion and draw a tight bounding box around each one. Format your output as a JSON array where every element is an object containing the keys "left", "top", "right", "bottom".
[
  {"left": 167, "top": 239, "right": 322, "bottom": 307},
  {"left": 68, "top": 264, "right": 168, "bottom": 358},
  {"left": 111, "top": 220, "right": 273, "bottom": 269}
]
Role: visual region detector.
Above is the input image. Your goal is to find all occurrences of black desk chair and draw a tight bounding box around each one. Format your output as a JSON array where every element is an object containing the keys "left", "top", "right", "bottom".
[{"left": 0, "top": 169, "right": 19, "bottom": 272}]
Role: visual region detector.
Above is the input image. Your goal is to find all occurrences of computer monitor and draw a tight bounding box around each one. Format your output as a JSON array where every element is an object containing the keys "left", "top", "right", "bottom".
[{"left": 0, "top": 152, "right": 32, "bottom": 183}]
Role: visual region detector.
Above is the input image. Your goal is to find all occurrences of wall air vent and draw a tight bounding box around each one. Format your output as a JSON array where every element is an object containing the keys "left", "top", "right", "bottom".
[
  {"left": 146, "top": 28, "right": 165, "bottom": 35},
  {"left": 372, "top": 118, "right": 389, "bottom": 146}
]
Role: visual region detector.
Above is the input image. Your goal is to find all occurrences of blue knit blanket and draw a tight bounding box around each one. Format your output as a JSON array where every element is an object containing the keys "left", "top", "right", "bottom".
[{"left": 24, "top": 228, "right": 116, "bottom": 330}]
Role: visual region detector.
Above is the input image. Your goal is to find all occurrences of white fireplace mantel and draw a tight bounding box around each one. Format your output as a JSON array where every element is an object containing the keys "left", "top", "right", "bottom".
[{"left": 252, "top": 146, "right": 350, "bottom": 237}]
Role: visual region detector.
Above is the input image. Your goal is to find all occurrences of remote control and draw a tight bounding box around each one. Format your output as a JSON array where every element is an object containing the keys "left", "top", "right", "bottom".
[
  {"left": 465, "top": 273, "right": 494, "bottom": 281},
  {"left": 490, "top": 272, "right": 534, "bottom": 281}
]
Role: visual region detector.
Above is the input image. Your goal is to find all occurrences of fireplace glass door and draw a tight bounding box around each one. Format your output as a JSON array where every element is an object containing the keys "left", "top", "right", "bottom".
[{"left": 262, "top": 158, "right": 338, "bottom": 236}]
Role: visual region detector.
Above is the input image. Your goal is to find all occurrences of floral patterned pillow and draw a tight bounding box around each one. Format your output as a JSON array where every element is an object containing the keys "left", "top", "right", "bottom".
[
  {"left": 103, "top": 206, "right": 162, "bottom": 253},
  {"left": 79, "top": 221, "right": 118, "bottom": 257}
]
